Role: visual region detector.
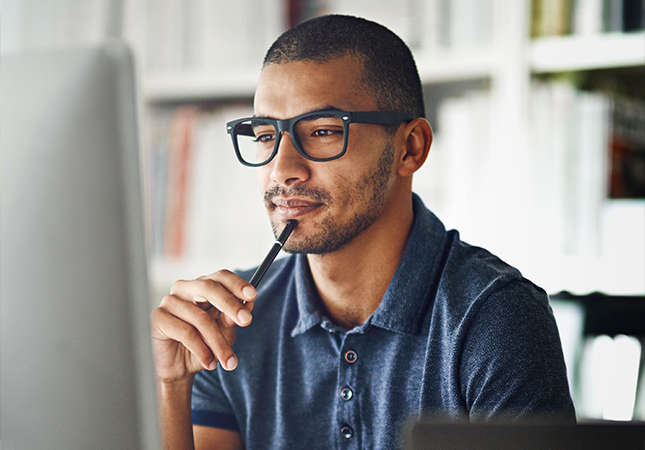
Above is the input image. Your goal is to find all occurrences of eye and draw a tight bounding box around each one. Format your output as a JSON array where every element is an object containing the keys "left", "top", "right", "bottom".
[
  {"left": 312, "top": 128, "right": 343, "bottom": 138},
  {"left": 296, "top": 114, "right": 344, "bottom": 138},
  {"left": 253, "top": 132, "right": 275, "bottom": 144}
]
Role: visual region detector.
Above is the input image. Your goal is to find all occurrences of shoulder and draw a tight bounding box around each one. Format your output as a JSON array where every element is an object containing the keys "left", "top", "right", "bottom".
[
  {"left": 444, "top": 232, "right": 527, "bottom": 292},
  {"left": 433, "top": 236, "right": 573, "bottom": 419},
  {"left": 404, "top": 197, "right": 550, "bottom": 333},
  {"left": 433, "top": 231, "right": 552, "bottom": 335},
  {"left": 436, "top": 234, "right": 564, "bottom": 379}
]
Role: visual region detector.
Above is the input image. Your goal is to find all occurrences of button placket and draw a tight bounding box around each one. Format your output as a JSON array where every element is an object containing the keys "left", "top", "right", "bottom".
[{"left": 337, "top": 335, "right": 361, "bottom": 448}]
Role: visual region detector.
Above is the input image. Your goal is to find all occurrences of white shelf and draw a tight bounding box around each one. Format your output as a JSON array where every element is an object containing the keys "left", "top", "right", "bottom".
[
  {"left": 143, "top": 66, "right": 261, "bottom": 102},
  {"left": 142, "top": 51, "right": 499, "bottom": 103},
  {"left": 531, "top": 32, "right": 645, "bottom": 73},
  {"left": 142, "top": 32, "right": 645, "bottom": 101},
  {"left": 526, "top": 255, "right": 645, "bottom": 297},
  {"left": 520, "top": 200, "right": 645, "bottom": 296},
  {"left": 415, "top": 50, "right": 498, "bottom": 83}
]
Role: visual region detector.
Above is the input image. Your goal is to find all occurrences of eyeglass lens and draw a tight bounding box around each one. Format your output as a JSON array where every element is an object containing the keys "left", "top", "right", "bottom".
[{"left": 234, "top": 113, "right": 346, "bottom": 165}]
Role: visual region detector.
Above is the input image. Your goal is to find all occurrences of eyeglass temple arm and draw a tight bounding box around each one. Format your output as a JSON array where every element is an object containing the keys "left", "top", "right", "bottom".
[
  {"left": 235, "top": 123, "right": 254, "bottom": 136},
  {"left": 351, "top": 111, "right": 415, "bottom": 125}
]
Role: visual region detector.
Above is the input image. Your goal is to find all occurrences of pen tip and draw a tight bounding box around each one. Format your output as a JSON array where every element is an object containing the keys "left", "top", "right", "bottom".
[{"left": 277, "top": 220, "right": 298, "bottom": 245}]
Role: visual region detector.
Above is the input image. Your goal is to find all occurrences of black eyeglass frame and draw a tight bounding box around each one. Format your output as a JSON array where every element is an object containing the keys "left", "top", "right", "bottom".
[{"left": 226, "top": 110, "right": 415, "bottom": 167}]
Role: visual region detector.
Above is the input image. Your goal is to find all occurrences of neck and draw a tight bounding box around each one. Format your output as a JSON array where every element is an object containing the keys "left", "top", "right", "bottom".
[{"left": 307, "top": 193, "right": 414, "bottom": 329}]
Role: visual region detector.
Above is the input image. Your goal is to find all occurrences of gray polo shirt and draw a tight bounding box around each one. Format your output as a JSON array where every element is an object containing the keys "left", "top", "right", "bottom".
[{"left": 192, "top": 194, "right": 575, "bottom": 449}]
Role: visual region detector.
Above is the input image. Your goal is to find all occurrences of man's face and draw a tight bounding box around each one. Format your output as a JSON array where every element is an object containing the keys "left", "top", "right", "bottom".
[{"left": 254, "top": 56, "right": 398, "bottom": 254}]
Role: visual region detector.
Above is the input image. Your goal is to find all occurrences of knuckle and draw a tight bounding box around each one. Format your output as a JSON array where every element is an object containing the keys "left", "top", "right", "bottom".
[
  {"left": 194, "top": 308, "right": 215, "bottom": 327},
  {"left": 169, "top": 279, "right": 189, "bottom": 295},
  {"left": 194, "top": 278, "right": 214, "bottom": 291},
  {"left": 177, "top": 324, "right": 199, "bottom": 343},
  {"left": 213, "top": 268, "right": 233, "bottom": 277},
  {"left": 160, "top": 294, "right": 174, "bottom": 307}
]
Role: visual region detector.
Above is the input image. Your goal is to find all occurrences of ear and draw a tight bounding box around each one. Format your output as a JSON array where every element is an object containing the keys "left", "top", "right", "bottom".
[{"left": 397, "top": 118, "right": 433, "bottom": 177}]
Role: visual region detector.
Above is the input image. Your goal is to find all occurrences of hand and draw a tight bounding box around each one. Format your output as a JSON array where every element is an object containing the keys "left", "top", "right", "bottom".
[{"left": 150, "top": 269, "right": 257, "bottom": 383}]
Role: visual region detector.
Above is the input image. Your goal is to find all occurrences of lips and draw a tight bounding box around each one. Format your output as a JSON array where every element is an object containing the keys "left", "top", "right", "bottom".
[{"left": 272, "top": 197, "right": 323, "bottom": 219}]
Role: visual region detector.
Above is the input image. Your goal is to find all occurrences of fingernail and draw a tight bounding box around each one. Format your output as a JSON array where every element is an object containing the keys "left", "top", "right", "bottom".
[
  {"left": 242, "top": 286, "right": 256, "bottom": 299},
  {"left": 226, "top": 356, "right": 238, "bottom": 371},
  {"left": 237, "top": 309, "right": 252, "bottom": 324}
]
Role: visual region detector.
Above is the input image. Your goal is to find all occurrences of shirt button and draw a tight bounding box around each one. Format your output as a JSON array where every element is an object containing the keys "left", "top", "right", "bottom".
[
  {"left": 340, "top": 426, "right": 354, "bottom": 439},
  {"left": 344, "top": 350, "right": 357, "bottom": 363},
  {"left": 340, "top": 387, "right": 353, "bottom": 401}
]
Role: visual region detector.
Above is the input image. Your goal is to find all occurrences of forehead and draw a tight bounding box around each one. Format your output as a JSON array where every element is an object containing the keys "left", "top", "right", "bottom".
[{"left": 253, "top": 55, "right": 378, "bottom": 119}]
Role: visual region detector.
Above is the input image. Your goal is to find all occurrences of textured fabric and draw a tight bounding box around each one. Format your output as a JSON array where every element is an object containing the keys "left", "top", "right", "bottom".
[{"left": 192, "top": 194, "right": 575, "bottom": 449}]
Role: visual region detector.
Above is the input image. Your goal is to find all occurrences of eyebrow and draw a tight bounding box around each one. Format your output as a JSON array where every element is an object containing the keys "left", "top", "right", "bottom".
[{"left": 252, "top": 106, "right": 344, "bottom": 120}]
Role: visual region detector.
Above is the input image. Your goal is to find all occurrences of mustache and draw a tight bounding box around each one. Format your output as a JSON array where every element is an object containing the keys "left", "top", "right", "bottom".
[{"left": 264, "top": 184, "right": 332, "bottom": 205}]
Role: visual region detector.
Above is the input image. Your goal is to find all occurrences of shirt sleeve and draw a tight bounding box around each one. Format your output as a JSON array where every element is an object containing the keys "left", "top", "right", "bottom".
[
  {"left": 192, "top": 369, "right": 240, "bottom": 432},
  {"left": 458, "top": 279, "right": 576, "bottom": 422}
]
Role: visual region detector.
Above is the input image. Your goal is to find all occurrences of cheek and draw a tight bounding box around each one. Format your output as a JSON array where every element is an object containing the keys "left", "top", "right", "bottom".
[
  {"left": 257, "top": 167, "right": 272, "bottom": 191},
  {"left": 326, "top": 165, "right": 369, "bottom": 208}
]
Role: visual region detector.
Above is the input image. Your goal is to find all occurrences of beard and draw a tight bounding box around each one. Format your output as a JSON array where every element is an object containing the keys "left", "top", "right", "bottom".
[{"left": 264, "top": 141, "right": 395, "bottom": 254}]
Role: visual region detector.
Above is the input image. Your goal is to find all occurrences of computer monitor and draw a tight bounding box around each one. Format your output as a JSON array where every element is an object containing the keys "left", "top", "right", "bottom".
[{"left": 1, "top": 42, "right": 160, "bottom": 449}]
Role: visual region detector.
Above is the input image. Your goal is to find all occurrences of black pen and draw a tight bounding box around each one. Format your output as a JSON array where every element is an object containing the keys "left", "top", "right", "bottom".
[{"left": 248, "top": 219, "right": 298, "bottom": 288}]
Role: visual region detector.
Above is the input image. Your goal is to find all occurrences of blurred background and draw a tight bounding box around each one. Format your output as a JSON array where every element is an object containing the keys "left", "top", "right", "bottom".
[{"left": 3, "top": 0, "right": 644, "bottom": 424}]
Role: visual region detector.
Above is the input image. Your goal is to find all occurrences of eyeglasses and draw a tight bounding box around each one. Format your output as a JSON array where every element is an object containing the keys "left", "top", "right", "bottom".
[{"left": 226, "top": 110, "right": 414, "bottom": 167}]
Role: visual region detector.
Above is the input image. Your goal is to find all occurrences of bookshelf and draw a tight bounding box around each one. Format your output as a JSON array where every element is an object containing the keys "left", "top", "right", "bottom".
[
  {"left": 531, "top": 32, "right": 645, "bottom": 72},
  {"left": 123, "top": 0, "right": 645, "bottom": 300}
]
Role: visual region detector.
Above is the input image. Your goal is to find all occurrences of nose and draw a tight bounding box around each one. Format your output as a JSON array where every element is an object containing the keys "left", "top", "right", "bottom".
[{"left": 269, "top": 131, "right": 311, "bottom": 187}]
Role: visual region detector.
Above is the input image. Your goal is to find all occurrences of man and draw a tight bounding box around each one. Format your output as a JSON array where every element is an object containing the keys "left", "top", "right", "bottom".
[{"left": 151, "top": 15, "right": 575, "bottom": 449}]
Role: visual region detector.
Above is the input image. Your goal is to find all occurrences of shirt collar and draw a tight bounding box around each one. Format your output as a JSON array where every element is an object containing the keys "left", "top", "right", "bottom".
[
  {"left": 369, "top": 194, "right": 448, "bottom": 335},
  {"left": 290, "top": 194, "right": 448, "bottom": 337},
  {"left": 290, "top": 254, "right": 326, "bottom": 336}
]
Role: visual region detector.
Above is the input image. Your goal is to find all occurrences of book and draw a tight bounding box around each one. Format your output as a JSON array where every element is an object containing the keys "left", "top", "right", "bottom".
[
  {"left": 578, "top": 334, "right": 642, "bottom": 420},
  {"left": 608, "top": 97, "right": 645, "bottom": 199},
  {"left": 623, "top": 0, "right": 645, "bottom": 31},
  {"left": 163, "top": 107, "right": 197, "bottom": 258},
  {"left": 532, "top": 0, "right": 645, "bottom": 37}
]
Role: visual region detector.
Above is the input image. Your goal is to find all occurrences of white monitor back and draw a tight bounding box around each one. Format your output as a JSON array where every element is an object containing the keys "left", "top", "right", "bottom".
[{"left": 1, "top": 43, "right": 160, "bottom": 449}]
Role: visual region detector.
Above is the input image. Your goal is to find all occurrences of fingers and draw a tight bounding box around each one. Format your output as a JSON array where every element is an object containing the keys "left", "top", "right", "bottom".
[
  {"left": 151, "top": 269, "right": 257, "bottom": 379},
  {"left": 157, "top": 294, "right": 239, "bottom": 371},
  {"left": 151, "top": 305, "right": 217, "bottom": 373},
  {"left": 217, "top": 310, "right": 238, "bottom": 347},
  {"left": 171, "top": 269, "right": 257, "bottom": 327}
]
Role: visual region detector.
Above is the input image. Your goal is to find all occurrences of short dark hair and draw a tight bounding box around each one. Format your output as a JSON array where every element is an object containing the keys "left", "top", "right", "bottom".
[{"left": 263, "top": 14, "right": 425, "bottom": 119}]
